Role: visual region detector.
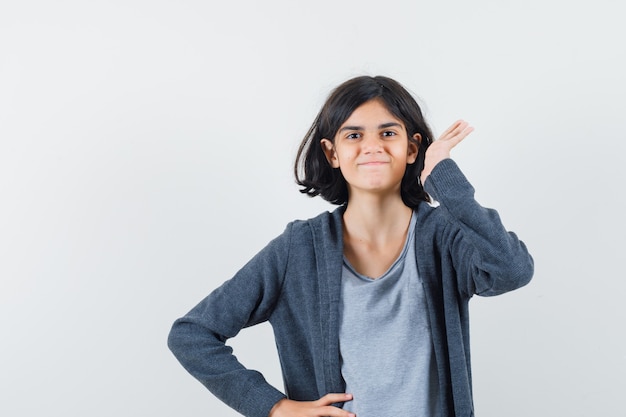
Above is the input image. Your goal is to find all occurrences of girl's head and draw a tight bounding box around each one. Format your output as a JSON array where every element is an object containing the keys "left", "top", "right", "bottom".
[{"left": 294, "top": 75, "right": 434, "bottom": 208}]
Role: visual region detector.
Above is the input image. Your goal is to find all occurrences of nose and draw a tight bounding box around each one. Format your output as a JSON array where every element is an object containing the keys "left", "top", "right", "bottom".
[{"left": 361, "top": 132, "right": 383, "bottom": 153}]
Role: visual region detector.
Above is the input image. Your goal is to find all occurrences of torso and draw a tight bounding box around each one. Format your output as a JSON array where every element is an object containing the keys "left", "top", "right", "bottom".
[{"left": 339, "top": 211, "right": 441, "bottom": 417}]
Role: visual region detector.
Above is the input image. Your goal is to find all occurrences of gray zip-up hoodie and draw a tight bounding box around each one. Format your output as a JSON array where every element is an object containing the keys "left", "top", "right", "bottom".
[{"left": 168, "top": 159, "right": 534, "bottom": 417}]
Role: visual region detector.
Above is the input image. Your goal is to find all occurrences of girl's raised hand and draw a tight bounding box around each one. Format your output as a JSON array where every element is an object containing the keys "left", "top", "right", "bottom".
[
  {"left": 420, "top": 120, "right": 474, "bottom": 184},
  {"left": 269, "top": 393, "right": 355, "bottom": 417}
]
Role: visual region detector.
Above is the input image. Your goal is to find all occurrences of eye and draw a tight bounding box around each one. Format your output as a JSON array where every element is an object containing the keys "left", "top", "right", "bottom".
[
  {"left": 346, "top": 132, "right": 361, "bottom": 140},
  {"left": 382, "top": 131, "right": 397, "bottom": 137}
]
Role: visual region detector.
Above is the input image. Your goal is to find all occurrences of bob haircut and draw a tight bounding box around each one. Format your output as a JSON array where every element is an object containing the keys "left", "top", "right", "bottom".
[{"left": 294, "top": 75, "right": 434, "bottom": 208}]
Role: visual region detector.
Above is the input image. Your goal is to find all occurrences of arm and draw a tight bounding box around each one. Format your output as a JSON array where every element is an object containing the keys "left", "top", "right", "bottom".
[
  {"left": 167, "top": 226, "right": 292, "bottom": 417},
  {"left": 422, "top": 122, "right": 534, "bottom": 297}
]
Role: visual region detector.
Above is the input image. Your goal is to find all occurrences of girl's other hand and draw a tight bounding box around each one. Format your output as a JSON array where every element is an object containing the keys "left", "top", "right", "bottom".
[{"left": 268, "top": 393, "right": 355, "bottom": 417}]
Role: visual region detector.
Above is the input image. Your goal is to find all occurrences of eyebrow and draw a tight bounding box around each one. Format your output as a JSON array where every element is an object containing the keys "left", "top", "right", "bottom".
[{"left": 338, "top": 122, "right": 403, "bottom": 132}]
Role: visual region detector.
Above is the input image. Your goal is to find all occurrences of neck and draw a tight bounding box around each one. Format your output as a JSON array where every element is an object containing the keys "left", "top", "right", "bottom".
[{"left": 343, "top": 192, "right": 413, "bottom": 243}]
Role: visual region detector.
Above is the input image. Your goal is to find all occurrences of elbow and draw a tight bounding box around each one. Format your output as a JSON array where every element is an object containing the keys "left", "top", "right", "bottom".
[
  {"left": 499, "top": 252, "right": 535, "bottom": 293},
  {"left": 506, "top": 257, "right": 533, "bottom": 291},
  {"left": 497, "top": 239, "right": 535, "bottom": 292},
  {"left": 476, "top": 252, "right": 534, "bottom": 296},
  {"left": 520, "top": 256, "right": 534, "bottom": 287},
  {"left": 167, "top": 321, "right": 181, "bottom": 357},
  {"left": 167, "top": 319, "right": 191, "bottom": 360},
  {"left": 511, "top": 247, "right": 534, "bottom": 288}
]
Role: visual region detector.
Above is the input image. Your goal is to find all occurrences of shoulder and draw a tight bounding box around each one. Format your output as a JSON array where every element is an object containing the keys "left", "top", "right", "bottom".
[
  {"left": 262, "top": 207, "right": 343, "bottom": 277},
  {"left": 288, "top": 206, "right": 344, "bottom": 237},
  {"left": 268, "top": 207, "right": 344, "bottom": 254},
  {"left": 414, "top": 199, "right": 443, "bottom": 227}
]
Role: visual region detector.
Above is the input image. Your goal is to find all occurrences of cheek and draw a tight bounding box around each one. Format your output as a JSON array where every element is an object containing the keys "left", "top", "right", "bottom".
[{"left": 335, "top": 147, "right": 356, "bottom": 163}]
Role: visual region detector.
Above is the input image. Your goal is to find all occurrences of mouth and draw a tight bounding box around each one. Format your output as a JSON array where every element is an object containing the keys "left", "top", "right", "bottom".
[{"left": 359, "top": 161, "right": 389, "bottom": 166}]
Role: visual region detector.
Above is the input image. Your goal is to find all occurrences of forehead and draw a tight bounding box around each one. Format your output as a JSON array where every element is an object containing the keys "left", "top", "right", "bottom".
[{"left": 340, "top": 99, "right": 404, "bottom": 127}]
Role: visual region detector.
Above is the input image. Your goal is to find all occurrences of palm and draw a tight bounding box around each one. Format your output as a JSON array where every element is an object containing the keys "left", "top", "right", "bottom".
[{"left": 421, "top": 120, "right": 473, "bottom": 184}]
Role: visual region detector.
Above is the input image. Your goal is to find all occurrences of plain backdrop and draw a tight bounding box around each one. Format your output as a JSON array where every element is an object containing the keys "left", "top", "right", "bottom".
[{"left": 1, "top": 1, "right": 624, "bottom": 416}]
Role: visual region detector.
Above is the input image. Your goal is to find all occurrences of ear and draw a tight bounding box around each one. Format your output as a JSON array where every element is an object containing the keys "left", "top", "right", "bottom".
[
  {"left": 320, "top": 138, "right": 340, "bottom": 168},
  {"left": 407, "top": 133, "right": 421, "bottom": 164}
]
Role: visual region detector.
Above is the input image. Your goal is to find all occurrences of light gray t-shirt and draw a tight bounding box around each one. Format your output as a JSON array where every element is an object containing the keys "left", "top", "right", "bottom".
[{"left": 339, "top": 211, "right": 440, "bottom": 417}]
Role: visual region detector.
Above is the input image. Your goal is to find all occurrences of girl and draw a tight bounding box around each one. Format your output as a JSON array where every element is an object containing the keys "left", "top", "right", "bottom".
[{"left": 168, "top": 75, "right": 534, "bottom": 417}]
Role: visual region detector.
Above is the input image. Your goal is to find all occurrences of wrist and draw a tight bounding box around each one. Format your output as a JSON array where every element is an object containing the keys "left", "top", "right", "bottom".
[{"left": 268, "top": 398, "right": 287, "bottom": 417}]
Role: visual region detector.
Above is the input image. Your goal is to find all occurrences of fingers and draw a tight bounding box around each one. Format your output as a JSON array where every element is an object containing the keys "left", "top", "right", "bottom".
[
  {"left": 318, "top": 405, "right": 355, "bottom": 417},
  {"left": 439, "top": 120, "right": 473, "bottom": 142},
  {"left": 439, "top": 119, "right": 464, "bottom": 138},
  {"left": 420, "top": 120, "right": 473, "bottom": 184},
  {"left": 269, "top": 394, "right": 355, "bottom": 417},
  {"left": 439, "top": 120, "right": 471, "bottom": 138},
  {"left": 315, "top": 393, "right": 353, "bottom": 406},
  {"left": 315, "top": 393, "right": 355, "bottom": 416}
]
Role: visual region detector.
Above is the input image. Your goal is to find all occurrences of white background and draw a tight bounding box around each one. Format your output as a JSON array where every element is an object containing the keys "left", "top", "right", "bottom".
[{"left": 1, "top": 1, "right": 624, "bottom": 416}]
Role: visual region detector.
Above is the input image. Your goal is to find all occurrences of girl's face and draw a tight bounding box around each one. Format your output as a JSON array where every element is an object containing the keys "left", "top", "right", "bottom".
[{"left": 321, "top": 99, "right": 419, "bottom": 200}]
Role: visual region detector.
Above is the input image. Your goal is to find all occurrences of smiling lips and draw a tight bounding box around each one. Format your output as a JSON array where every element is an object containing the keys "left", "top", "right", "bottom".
[{"left": 358, "top": 160, "right": 389, "bottom": 166}]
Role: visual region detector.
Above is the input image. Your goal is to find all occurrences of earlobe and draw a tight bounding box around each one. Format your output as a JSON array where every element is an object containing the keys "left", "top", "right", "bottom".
[{"left": 320, "top": 138, "right": 340, "bottom": 168}]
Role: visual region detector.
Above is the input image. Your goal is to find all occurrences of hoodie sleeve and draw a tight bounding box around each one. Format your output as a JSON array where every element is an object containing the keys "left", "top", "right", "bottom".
[
  {"left": 424, "top": 158, "right": 534, "bottom": 298},
  {"left": 167, "top": 224, "right": 293, "bottom": 417}
]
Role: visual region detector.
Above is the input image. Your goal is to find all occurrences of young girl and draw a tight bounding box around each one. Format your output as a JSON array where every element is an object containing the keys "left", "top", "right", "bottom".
[{"left": 168, "top": 75, "right": 534, "bottom": 417}]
